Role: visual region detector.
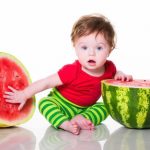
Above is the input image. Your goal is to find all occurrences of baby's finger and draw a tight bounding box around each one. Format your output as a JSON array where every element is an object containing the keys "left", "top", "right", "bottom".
[
  {"left": 127, "top": 75, "right": 133, "bottom": 81},
  {"left": 3, "top": 94, "right": 13, "bottom": 99},
  {"left": 18, "top": 102, "right": 25, "bottom": 111},
  {"left": 5, "top": 99, "right": 19, "bottom": 103},
  {"left": 8, "top": 86, "right": 17, "bottom": 92},
  {"left": 116, "top": 76, "right": 121, "bottom": 80},
  {"left": 125, "top": 77, "right": 130, "bottom": 81},
  {"left": 114, "top": 76, "right": 119, "bottom": 80},
  {"left": 4, "top": 91, "right": 14, "bottom": 95},
  {"left": 121, "top": 76, "right": 126, "bottom": 81}
]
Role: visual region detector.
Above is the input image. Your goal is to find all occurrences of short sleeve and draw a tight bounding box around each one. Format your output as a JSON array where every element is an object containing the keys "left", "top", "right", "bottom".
[
  {"left": 58, "top": 61, "right": 78, "bottom": 84},
  {"left": 105, "top": 60, "right": 117, "bottom": 77}
]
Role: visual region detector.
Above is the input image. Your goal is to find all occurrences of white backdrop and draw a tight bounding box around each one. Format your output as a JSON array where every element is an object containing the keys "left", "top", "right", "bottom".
[
  {"left": 0, "top": 0, "right": 150, "bottom": 149},
  {"left": 1, "top": 0, "right": 150, "bottom": 81}
]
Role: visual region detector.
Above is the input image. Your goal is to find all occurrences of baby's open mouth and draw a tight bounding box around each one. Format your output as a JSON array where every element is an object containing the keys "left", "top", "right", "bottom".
[
  {"left": 88, "top": 60, "right": 95, "bottom": 63},
  {"left": 88, "top": 60, "right": 96, "bottom": 65}
]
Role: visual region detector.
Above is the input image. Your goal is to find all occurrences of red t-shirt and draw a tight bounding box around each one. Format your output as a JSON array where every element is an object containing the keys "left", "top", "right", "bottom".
[{"left": 57, "top": 60, "right": 116, "bottom": 107}]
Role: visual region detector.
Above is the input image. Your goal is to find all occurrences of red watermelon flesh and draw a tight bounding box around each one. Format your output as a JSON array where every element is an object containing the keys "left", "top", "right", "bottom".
[
  {"left": 105, "top": 79, "right": 150, "bottom": 88},
  {"left": 0, "top": 52, "right": 35, "bottom": 127}
]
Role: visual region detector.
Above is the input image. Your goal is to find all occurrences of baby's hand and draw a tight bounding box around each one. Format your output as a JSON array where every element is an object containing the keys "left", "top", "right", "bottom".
[
  {"left": 114, "top": 71, "right": 133, "bottom": 81},
  {"left": 4, "top": 86, "right": 27, "bottom": 111}
]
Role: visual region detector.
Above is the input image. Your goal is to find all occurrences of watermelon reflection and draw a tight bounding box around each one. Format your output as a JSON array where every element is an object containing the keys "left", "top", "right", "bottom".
[
  {"left": 0, "top": 127, "right": 36, "bottom": 150},
  {"left": 104, "top": 127, "right": 150, "bottom": 150}
]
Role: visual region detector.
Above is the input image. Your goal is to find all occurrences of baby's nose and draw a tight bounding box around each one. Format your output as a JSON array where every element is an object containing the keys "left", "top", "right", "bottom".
[{"left": 88, "top": 48, "right": 95, "bottom": 55}]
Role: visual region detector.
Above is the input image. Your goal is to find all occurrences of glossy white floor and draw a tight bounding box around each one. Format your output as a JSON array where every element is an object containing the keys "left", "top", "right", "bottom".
[{"left": 1, "top": 108, "right": 150, "bottom": 150}]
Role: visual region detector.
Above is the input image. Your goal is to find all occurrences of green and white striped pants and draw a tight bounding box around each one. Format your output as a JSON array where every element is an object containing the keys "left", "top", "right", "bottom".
[{"left": 38, "top": 88, "right": 108, "bottom": 128}]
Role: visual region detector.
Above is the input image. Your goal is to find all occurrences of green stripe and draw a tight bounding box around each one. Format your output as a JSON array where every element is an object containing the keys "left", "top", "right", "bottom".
[
  {"left": 53, "top": 90, "right": 77, "bottom": 116},
  {"left": 52, "top": 90, "right": 76, "bottom": 118},
  {"left": 39, "top": 100, "right": 50, "bottom": 111},
  {"left": 95, "top": 106, "right": 107, "bottom": 119},
  {"left": 90, "top": 111, "right": 97, "bottom": 125},
  {"left": 40, "top": 103, "right": 51, "bottom": 113},
  {"left": 41, "top": 104, "right": 53, "bottom": 114},
  {"left": 81, "top": 111, "right": 93, "bottom": 122},
  {"left": 96, "top": 102, "right": 108, "bottom": 118},
  {"left": 89, "top": 109, "right": 99, "bottom": 124},
  {"left": 52, "top": 114, "right": 67, "bottom": 125},
  {"left": 93, "top": 108, "right": 102, "bottom": 124},
  {"left": 94, "top": 107, "right": 103, "bottom": 122},
  {"left": 44, "top": 107, "right": 58, "bottom": 119},
  {"left": 56, "top": 99, "right": 73, "bottom": 116},
  {"left": 53, "top": 116, "right": 68, "bottom": 128},
  {"left": 86, "top": 110, "right": 97, "bottom": 125},
  {"left": 47, "top": 110, "right": 60, "bottom": 121},
  {"left": 69, "top": 104, "right": 79, "bottom": 115},
  {"left": 81, "top": 104, "right": 108, "bottom": 125},
  {"left": 50, "top": 112, "right": 66, "bottom": 124},
  {"left": 100, "top": 105, "right": 108, "bottom": 118},
  {"left": 39, "top": 98, "right": 51, "bottom": 105}
]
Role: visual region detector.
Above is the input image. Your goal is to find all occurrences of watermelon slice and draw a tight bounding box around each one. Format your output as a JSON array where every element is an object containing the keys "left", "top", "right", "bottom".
[
  {"left": 0, "top": 52, "right": 35, "bottom": 127},
  {"left": 102, "top": 79, "right": 150, "bottom": 128}
]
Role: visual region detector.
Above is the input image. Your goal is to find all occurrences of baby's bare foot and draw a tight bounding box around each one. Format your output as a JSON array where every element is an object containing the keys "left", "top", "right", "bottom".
[
  {"left": 59, "top": 121, "right": 80, "bottom": 135},
  {"left": 71, "top": 115, "right": 95, "bottom": 130}
]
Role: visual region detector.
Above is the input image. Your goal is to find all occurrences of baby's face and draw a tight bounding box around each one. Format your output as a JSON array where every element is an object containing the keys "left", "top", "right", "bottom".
[{"left": 74, "top": 32, "right": 111, "bottom": 76}]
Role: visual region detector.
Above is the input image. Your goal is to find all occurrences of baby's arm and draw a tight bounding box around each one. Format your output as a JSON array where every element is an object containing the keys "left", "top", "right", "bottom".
[
  {"left": 114, "top": 71, "right": 133, "bottom": 81},
  {"left": 4, "top": 73, "right": 63, "bottom": 110}
]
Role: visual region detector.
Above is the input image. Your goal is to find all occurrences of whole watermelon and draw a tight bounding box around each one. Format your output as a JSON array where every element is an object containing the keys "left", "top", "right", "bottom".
[{"left": 102, "top": 79, "right": 150, "bottom": 128}]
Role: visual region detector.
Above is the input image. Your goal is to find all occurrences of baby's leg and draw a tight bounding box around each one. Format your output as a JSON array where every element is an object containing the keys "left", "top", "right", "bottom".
[
  {"left": 71, "top": 115, "right": 95, "bottom": 130},
  {"left": 59, "top": 121, "right": 80, "bottom": 135},
  {"left": 39, "top": 99, "right": 70, "bottom": 128},
  {"left": 73, "top": 102, "right": 109, "bottom": 130},
  {"left": 39, "top": 98, "right": 80, "bottom": 134}
]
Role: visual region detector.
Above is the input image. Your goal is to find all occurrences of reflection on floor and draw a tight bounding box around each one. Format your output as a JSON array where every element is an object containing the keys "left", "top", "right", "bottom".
[
  {"left": 1, "top": 123, "right": 150, "bottom": 150},
  {"left": 39, "top": 124, "right": 109, "bottom": 150},
  {"left": 104, "top": 127, "right": 150, "bottom": 150},
  {"left": 0, "top": 127, "right": 36, "bottom": 150}
]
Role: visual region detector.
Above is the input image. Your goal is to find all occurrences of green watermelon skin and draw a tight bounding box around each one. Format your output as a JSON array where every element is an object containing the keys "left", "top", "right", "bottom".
[{"left": 102, "top": 79, "right": 150, "bottom": 129}]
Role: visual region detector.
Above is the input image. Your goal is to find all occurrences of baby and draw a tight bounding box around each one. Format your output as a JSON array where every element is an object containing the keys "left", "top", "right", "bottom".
[{"left": 4, "top": 13, "right": 132, "bottom": 135}]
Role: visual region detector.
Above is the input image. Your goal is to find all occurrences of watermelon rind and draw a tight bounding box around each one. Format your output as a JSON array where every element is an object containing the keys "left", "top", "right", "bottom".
[{"left": 0, "top": 52, "right": 35, "bottom": 127}]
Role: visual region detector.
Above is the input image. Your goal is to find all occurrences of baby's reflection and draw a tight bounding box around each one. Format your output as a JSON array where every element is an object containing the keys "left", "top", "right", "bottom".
[
  {"left": 104, "top": 127, "right": 150, "bottom": 150},
  {"left": 0, "top": 127, "right": 36, "bottom": 150},
  {"left": 39, "top": 124, "right": 109, "bottom": 150}
]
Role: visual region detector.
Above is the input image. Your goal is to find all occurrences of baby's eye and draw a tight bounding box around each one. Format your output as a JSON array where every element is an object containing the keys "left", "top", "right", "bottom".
[
  {"left": 97, "top": 46, "right": 103, "bottom": 51},
  {"left": 81, "top": 46, "right": 88, "bottom": 50}
]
